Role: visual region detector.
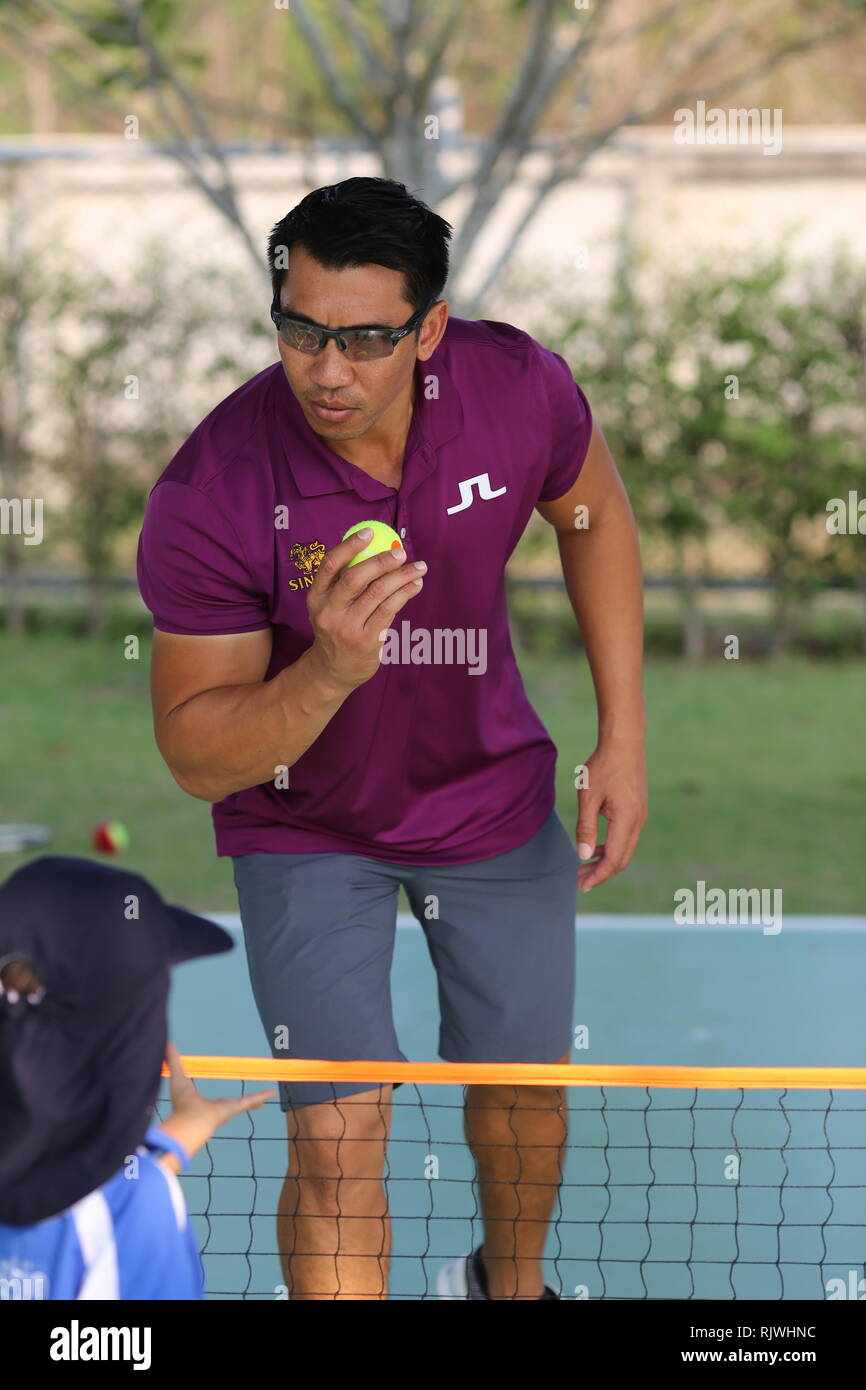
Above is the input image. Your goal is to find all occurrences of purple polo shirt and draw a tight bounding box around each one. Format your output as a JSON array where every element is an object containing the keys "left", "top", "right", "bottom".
[{"left": 137, "top": 316, "right": 592, "bottom": 865}]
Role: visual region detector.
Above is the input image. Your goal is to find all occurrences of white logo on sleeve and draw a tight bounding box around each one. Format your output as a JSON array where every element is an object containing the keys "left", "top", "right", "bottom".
[{"left": 446, "top": 473, "right": 507, "bottom": 515}]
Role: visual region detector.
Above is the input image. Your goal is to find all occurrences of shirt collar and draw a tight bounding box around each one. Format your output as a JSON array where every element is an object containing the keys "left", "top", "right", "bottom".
[{"left": 270, "top": 334, "right": 463, "bottom": 501}]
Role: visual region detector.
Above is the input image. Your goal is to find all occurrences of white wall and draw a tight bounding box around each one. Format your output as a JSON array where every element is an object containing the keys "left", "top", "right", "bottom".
[{"left": 3, "top": 126, "right": 865, "bottom": 316}]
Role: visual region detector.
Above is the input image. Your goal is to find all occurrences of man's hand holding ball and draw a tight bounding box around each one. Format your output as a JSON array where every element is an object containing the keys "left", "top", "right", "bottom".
[{"left": 304, "top": 522, "right": 426, "bottom": 696}]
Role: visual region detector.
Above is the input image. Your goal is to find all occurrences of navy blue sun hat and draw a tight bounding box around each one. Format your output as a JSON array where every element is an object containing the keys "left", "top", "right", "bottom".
[{"left": 0, "top": 856, "right": 233, "bottom": 1227}]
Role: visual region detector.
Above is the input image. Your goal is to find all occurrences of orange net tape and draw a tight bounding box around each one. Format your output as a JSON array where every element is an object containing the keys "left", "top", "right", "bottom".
[{"left": 161, "top": 1058, "right": 866, "bottom": 1090}]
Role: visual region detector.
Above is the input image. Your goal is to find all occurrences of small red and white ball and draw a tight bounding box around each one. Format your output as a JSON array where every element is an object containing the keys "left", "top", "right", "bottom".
[{"left": 91, "top": 821, "right": 130, "bottom": 855}]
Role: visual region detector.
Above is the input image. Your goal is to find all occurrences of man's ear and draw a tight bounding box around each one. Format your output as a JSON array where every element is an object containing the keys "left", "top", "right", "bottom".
[{"left": 417, "top": 300, "right": 449, "bottom": 361}]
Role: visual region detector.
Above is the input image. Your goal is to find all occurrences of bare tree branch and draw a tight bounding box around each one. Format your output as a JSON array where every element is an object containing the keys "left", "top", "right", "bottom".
[
  {"left": 113, "top": 0, "right": 223, "bottom": 159},
  {"left": 381, "top": 0, "right": 428, "bottom": 111},
  {"left": 332, "top": 0, "right": 390, "bottom": 87},
  {"left": 4, "top": 0, "right": 266, "bottom": 276},
  {"left": 291, "top": 0, "right": 383, "bottom": 146},
  {"left": 461, "top": 7, "right": 865, "bottom": 315},
  {"left": 460, "top": 122, "right": 626, "bottom": 317},
  {"left": 448, "top": 0, "right": 563, "bottom": 271},
  {"left": 472, "top": 0, "right": 561, "bottom": 189},
  {"left": 649, "top": 17, "right": 863, "bottom": 120},
  {"left": 448, "top": 0, "right": 693, "bottom": 280},
  {"left": 383, "top": 0, "right": 421, "bottom": 52},
  {"left": 412, "top": 0, "right": 463, "bottom": 104},
  {"left": 6, "top": 0, "right": 864, "bottom": 317},
  {"left": 488, "top": 0, "right": 609, "bottom": 171},
  {"left": 589, "top": 0, "right": 697, "bottom": 54},
  {"left": 0, "top": 8, "right": 115, "bottom": 123}
]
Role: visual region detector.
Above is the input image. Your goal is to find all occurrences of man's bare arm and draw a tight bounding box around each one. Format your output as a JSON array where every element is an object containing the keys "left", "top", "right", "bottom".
[
  {"left": 151, "top": 627, "right": 339, "bottom": 802},
  {"left": 536, "top": 422, "right": 646, "bottom": 745},
  {"left": 536, "top": 422, "right": 648, "bottom": 890},
  {"left": 151, "top": 529, "right": 426, "bottom": 803}
]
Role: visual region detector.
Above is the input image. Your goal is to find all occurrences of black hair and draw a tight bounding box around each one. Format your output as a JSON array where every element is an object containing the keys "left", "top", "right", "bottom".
[{"left": 267, "top": 177, "right": 452, "bottom": 315}]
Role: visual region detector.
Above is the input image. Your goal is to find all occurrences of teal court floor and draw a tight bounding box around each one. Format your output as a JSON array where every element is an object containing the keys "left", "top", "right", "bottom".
[{"left": 164, "top": 913, "right": 866, "bottom": 1301}]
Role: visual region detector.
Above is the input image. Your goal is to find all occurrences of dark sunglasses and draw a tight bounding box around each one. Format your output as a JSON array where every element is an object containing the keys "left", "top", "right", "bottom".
[{"left": 270, "top": 294, "right": 433, "bottom": 362}]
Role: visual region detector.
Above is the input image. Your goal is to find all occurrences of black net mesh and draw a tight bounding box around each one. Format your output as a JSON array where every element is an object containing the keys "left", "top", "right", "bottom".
[{"left": 155, "top": 1078, "right": 866, "bottom": 1301}]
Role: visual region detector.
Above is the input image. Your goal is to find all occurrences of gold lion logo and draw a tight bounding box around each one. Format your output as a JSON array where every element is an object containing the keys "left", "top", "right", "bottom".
[{"left": 288, "top": 539, "right": 326, "bottom": 591}]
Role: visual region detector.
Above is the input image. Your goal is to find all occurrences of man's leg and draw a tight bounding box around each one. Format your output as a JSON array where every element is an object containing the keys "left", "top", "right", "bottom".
[
  {"left": 231, "top": 851, "right": 405, "bottom": 1298},
  {"left": 278, "top": 1086, "right": 393, "bottom": 1300},
  {"left": 464, "top": 1054, "right": 570, "bottom": 1300},
  {"left": 404, "top": 808, "right": 578, "bottom": 1300}
]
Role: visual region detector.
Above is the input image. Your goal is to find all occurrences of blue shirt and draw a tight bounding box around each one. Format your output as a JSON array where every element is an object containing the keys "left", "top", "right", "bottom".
[{"left": 0, "top": 1127, "right": 203, "bottom": 1300}]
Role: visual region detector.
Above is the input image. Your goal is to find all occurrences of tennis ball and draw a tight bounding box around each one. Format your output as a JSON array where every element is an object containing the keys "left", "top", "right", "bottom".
[
  {"left": 92, "top": 821, "right": 130, "bottom": 855},
  {"left": 342, "top": 520, "right": 403, "bottom": 567}
]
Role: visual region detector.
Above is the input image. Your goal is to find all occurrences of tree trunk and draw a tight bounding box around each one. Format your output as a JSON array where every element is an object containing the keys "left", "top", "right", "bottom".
[
  {"left": 675, "top": 538, "right": 705, "bottom": 664},
  {"left": 769, "top": 583, "right": 794, "bottom": 658},
  {"left": 87, "top": 575, "right": 108, "bottom": 640},
  {"left": 680, "top": 573, "right": 705, "bottom": 664},
  {"left": 2, "top": 170, "right": 29, "bottom": 637},
  {"left": 1, "top": 551, "right": 25, "bottom": 636}
]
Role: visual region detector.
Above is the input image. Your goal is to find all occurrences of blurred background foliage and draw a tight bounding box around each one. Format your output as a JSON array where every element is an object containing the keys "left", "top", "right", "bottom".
[
  {"left": 2, "top": 235, "right": 864, "bottom": 656},
  {"left": 509, "top": 243, "right": 866, "bottom": 660},
  {"left": 3, "top": 0, "right": 866, "bottom": 137},
  {"left": 0, "top": 0, "right": 865, "bottom": 908}
]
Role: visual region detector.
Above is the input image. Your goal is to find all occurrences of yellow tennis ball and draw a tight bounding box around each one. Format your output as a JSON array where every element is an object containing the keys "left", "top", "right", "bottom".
[{"left": 343, "top": 520, "right": 403, "bottom": 567}]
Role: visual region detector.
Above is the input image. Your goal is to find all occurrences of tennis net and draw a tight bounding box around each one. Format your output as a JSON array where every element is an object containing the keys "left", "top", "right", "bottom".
[{"left": 156, "top": 1060, "right": 866, "bottom": 1301}]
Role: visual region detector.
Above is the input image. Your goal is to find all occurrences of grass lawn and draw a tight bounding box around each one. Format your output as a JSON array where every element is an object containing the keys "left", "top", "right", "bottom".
[{"left": 0, "top": 632, "right": 863, "bottom": 914}]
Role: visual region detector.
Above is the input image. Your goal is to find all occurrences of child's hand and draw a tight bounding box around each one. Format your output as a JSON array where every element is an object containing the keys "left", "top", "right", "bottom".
[{"left": 156, "top": 1042, "right": 276, "bottom": 1167}]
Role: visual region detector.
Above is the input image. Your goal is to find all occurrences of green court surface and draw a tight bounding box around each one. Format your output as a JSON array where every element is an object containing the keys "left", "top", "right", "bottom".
[{"left": 164, "top": 914, "right": 866, "bottom": 1301}]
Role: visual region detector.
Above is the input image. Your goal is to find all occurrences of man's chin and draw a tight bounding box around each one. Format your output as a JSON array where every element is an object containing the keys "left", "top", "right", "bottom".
[{"left": 304, "top": 408, "right": 368, "bottom": 441}]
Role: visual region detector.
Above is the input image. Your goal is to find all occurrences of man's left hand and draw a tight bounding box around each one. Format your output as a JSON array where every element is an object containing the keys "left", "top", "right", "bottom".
[{"left": 575, "top": 739, "right": 648, "bottom": 892}]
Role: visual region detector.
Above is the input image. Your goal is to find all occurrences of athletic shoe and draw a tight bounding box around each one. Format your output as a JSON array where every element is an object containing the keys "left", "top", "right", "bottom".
[{"left": 436, "top": 1247, "right": 561, "bottom": 1300}]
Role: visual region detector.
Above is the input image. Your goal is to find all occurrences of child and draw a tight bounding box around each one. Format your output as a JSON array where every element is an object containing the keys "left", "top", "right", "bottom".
[{"left": 0, "top": 855, "right": 274, "bottom": 1299}]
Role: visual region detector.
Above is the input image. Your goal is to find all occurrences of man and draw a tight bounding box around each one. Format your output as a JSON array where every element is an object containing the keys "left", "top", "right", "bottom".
[{"left": 137, "top": 177, "right": 647, "bottom": 1301}]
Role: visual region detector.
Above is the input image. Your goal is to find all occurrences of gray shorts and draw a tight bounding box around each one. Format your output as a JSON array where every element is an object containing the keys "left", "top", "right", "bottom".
[{"left": 231, "top": 808, "right": 578, "bottom": 1110}]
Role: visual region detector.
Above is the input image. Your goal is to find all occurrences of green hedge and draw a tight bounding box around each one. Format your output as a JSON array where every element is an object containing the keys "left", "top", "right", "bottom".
[
  {"left": 3, "top": 593, "right": 862, "bottom": 659},
  {"left": 506, "top": 586, "right": 865, "bottom": 660}
]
